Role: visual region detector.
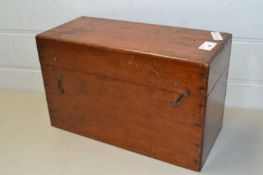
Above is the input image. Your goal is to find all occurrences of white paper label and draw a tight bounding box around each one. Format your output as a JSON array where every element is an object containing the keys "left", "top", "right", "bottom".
[
  {"left": 198, "top": 41, "right": 217, "bottom": 51},
  {"left": 211, "top": 32, "right": 223, "bottom": 40}
]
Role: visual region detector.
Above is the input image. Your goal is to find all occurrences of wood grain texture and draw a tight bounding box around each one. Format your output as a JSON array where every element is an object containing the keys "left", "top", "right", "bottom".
[
  {"left": 201, "top": 38, "right": 232, "bottom": 166},
  {"left": 37, "top": 16, "right": 231, "bottom": 65},
  {"left": 202, "top": 69, "right": 229, "bottom": 166},
  {"left": 207, "top": 38, "right": 232, "bottom": 94},
  {"left": 36, "top": 17, "right": 232, "bottom": 171}
]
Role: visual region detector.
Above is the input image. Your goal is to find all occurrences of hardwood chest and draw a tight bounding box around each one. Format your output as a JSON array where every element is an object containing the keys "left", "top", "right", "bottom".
[{"left": 36, "top": 16, "right": 232, "bottom": 171}]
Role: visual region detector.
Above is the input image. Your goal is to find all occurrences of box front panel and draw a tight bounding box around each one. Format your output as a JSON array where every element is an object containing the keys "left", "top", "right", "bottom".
[{"left": 38, "top": 39, "right": 208, "bottom": 171}]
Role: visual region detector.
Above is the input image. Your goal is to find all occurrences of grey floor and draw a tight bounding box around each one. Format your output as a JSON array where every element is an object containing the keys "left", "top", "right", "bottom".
[{"left": 0, "top": 90, "right": 262, "bottom": 175}]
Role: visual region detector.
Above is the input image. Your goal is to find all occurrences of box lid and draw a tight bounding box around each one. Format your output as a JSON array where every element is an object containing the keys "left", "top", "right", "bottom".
[{"left": 36, "top": 16, "right": 231, "bottom": 66}]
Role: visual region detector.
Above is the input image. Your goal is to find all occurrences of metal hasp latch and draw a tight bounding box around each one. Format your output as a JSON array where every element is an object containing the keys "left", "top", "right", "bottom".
[
  {"left": 172, "top": 88, "right": 191, "bottom": 107},
  {"left": 56, "top": 73, "right": 64, "bottom": 95}
]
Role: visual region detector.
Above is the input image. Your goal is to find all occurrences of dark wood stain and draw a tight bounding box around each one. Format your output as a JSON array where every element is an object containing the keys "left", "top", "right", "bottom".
[{"left": 36, "top": 16, "right": 232, "bottom": 171}]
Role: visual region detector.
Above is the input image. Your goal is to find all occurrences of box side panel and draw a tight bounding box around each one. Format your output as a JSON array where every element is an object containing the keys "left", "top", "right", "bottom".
[
  {"left": 202, "top": 37, "right": 231, "bottom": 166},
  {"left": 207, "top": 38, "right": 232, "bottom": 94},
  {"left": 202, "top": 70, "right": 228, "bottom": 166},
  {"left": 37, "top": 38, "right": 207, "bottom": 171}
]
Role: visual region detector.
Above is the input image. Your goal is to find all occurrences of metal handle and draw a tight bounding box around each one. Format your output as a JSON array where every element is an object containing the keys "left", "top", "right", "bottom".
[
  {"left": 172, "top": 88, "right": 191, "bottom": 107},
  {"left": 56, "top": 73, "right": 64, "bottom": 95}
]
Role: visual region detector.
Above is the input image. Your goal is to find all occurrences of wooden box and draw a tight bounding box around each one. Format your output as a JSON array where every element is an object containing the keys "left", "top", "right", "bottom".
[{"left": 36, "top": 17, "right": 232, "bottom": 171}]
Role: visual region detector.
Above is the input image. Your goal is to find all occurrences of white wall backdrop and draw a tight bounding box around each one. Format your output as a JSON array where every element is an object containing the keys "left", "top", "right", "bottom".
[{"left": 0, "top": 0, "right": 263, "bottom": 109}]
